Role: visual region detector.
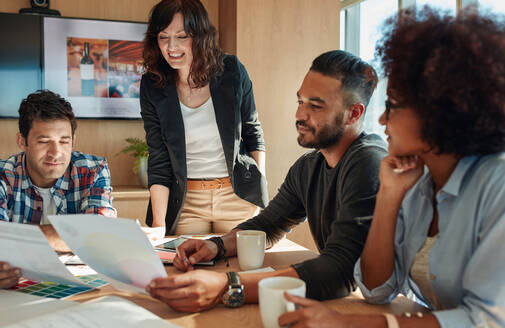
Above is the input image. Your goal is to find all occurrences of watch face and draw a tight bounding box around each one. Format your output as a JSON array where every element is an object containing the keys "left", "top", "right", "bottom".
[{"left": 224, "top": 287, "right": 244, "bottom": 308}]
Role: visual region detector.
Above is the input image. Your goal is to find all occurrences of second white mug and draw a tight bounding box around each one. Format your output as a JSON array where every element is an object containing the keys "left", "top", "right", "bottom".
[
  {"left": 236, "top": 230, "right": 266, "bottom": 271},
  {"left": 259, "top": 276, "right": 306, "bottom": 328}
]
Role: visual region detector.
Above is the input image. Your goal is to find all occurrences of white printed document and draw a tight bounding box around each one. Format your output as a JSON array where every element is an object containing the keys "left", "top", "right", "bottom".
[
  {"left": 0, "top": 222, "right": 90, "bottom": 287},
  {"left": 0, "top": 291, "right": 180, "bottom": 328},
  {"left": 49, "top": 214, "right": 167, "bottom": 293}
]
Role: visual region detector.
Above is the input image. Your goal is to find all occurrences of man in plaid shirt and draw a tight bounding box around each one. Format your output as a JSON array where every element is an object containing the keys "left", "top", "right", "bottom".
[{"left": 0, "top": 90, "right": 117, "bottom": 288}]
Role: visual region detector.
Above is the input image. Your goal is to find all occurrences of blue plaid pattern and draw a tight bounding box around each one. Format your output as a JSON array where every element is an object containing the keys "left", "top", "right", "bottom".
[{"left": 0, "top": 151, "right": 117, "bottom": 223}]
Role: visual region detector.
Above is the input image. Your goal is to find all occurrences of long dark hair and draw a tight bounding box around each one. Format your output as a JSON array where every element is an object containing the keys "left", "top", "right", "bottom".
[{"left": 143, "top": 0, "right": 224, "bottom": 88}]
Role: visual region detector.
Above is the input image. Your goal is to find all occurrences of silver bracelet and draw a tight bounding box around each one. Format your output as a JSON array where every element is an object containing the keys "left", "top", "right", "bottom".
[{"left": 382, "top": 313, "right": 400, "bottom": 328}]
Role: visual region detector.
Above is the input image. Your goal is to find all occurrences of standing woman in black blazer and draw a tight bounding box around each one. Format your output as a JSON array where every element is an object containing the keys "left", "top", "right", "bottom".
[{"left": 140, "top": 0, "right": 268, "bottom": 236}]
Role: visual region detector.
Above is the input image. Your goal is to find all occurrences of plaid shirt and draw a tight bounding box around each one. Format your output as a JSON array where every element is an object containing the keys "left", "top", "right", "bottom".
[{"left": 0, "top": 151, "right": 117, "bottom": 224}]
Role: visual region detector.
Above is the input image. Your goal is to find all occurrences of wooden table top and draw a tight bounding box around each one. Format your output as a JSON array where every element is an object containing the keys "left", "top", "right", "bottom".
[{"left": 68, "top": 238, "right": 426, "bottom": 327}]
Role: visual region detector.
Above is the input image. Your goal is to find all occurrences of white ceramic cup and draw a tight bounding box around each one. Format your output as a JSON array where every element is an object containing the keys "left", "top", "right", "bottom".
[
  {"left": 259, "top": 277, "right": 306, "bottom": 328},
  {"left": 236, "top": 230, "right": 266, "bottom": 271}
]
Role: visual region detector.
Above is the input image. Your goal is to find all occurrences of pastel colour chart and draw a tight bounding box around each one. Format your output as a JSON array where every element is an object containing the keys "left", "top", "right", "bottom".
[{"left": 11, "top": 274, "right": 108, "bottom": 299}]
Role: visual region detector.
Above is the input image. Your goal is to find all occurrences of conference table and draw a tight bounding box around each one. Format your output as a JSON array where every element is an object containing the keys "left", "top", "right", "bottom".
[{"left": 68, "top": 238, "right": 427, "bottom": 327}]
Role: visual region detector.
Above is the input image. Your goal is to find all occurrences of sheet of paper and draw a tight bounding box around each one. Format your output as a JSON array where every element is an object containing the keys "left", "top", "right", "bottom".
[
  {"left": 239, "top": 266, "right": 275, "bottom": 274},
  {"left": 0, "top": 290, "right": 78, "bottom": 326},
  {"left": 65, "top": 264, "right": 97, "bottom": 276},
  {"left": 49, "top": 214, "right": 167, "bottom": 292},
  {"left": 59, "top": 254, "right": 85, "bottom": 265},
  {"left": 153, "top": 237, "right": 179, "bottom": 248},
  {"left": 3, "top": 295, "right": 180, "bottom": 328},
  {"left": 0, "top": 222, "right": 90, "bottom": 287}
]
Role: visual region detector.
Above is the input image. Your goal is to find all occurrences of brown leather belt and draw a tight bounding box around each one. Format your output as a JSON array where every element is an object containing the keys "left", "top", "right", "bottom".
[{"left": 186, "top": 177, "right": 232, "bottom": 190}]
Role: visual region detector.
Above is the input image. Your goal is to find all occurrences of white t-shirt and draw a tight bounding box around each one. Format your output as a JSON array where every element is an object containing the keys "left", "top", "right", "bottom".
[
  {"left": 33, "top": 186, "right": 57, "bottom": 225},
  {"left": 180, "top": 97, "right": 229, "bottom": 178}
]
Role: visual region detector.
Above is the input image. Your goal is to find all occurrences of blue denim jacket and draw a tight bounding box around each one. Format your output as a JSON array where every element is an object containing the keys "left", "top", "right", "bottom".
[{"left": 355, "top": 153, "right": 505, "bottom": 328}]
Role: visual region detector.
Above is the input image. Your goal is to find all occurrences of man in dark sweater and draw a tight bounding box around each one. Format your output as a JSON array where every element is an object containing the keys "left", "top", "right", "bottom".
[{"left": 146, "top": 50, "right": 388, "bottom": 312}]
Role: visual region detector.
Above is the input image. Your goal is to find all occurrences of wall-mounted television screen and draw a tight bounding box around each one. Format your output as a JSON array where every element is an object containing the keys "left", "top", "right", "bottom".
[{"left": 0, "top": 13, "right": 146, "bottom": 119}]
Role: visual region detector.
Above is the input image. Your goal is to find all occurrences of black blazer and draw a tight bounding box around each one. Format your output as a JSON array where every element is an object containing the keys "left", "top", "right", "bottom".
[{"left": 140, "top": 55, "right": 268, "bottom": 234}]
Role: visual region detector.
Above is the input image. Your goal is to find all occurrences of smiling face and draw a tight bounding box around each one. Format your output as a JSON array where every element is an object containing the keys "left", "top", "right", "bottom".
[
  {"left": 157, "top": 12, "right": 193, "bottom": 72},
  {"left": 295, "top": 70, "right": 347, "bottom": 150},
  {"left": 379, "top": 88, "right": 428, "bottom": 157},
  {"left": 17, "top": 119, "right": 74, "bottom": 188}
]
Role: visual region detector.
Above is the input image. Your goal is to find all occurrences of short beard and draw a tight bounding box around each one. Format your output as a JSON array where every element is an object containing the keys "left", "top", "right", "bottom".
[{"left": 297, "top": 113, "right": 345, "bottom": 149}]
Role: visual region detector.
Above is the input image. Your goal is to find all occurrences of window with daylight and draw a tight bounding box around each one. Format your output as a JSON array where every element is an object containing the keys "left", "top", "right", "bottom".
[
  {"left": 416, "top": 0, "right": 456, "bottom": 13},
  {"left": 340, "top": 0, "right": 398, "bottom": 140},
  {"left": 339, "top": 0, "right": 504, "bottom": 141},
  {"left": 478, "top": 0, "right": 505, "bottom": 14}
]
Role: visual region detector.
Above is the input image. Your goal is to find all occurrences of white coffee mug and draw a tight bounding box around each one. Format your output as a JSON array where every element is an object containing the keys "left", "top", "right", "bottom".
[
  {"left": 236, "top": 230, "right": 266, "bottom": 271},
  {"left": 258, "top": 277, "right": 306, "bottom": 328}
]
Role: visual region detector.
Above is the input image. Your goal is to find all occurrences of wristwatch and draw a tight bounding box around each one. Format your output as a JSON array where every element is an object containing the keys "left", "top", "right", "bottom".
[{"left": 222, "top": 272, "right": 244, "bottom": 308}]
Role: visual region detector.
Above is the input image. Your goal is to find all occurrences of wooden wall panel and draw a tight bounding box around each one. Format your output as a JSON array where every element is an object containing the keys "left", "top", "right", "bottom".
[
  {"left": 225, "top": 0, "right": 340, "bottom": 251},
  {"left": 0, "top": 0, "right": 28, "bottom": 13},
  {"left": 236, "top": 0, "right": 340, "bottom": 198},
  {"left": 218, "top": 0, "right": 236, "bottom": 54},
  {"left": 0, "top": 0, "right": 218, "bottom": 23},
  {"left": 0, "top": 0, "right": 219, "bottom": 187}
]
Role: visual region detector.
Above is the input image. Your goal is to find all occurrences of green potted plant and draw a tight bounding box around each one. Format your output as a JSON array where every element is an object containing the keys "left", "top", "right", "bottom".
[{"left": 118, "top": 137, "right": 149, "bottom": 188}]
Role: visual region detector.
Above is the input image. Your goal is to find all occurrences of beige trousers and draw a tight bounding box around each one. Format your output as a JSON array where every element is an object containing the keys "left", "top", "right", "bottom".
[{"left": 175, "top": 186, "right": 260, "bottom": 235}]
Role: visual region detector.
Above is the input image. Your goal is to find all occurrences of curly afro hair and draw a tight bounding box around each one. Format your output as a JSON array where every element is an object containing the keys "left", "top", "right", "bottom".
[{"left": 377, "top": 6, "right": 505, "bottom": 156}]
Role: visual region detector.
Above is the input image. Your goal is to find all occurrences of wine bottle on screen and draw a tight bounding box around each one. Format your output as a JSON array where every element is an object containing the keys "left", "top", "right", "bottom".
[{"left": 80, "top": 42, "right": 94, "bottom": 96}]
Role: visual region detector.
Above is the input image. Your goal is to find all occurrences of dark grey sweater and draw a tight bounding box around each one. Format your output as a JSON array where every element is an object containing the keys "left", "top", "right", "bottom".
[{"left": 236, "top": 133, "right": 387, "bottom": 300}]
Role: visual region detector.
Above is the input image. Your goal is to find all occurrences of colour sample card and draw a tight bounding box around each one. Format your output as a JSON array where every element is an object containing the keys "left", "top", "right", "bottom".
[{"left": 11, "top": 274, "right": 108, "bottom": 299}]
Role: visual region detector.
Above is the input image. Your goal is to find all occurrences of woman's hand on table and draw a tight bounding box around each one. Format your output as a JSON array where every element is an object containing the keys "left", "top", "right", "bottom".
[
  {"left": 173, "top": 239, "right": 218, "bottom": 271},
  {"left": 278, "top": 293, "right": 347, "bottom": 328},
  {"left": 0, "top": 262, "right": 21, "bottom": 289},
  {"left": 141, "top": 226, "right": 166, "bottom": 244},
  {"left": 146, "top": 270, "right": 228, "bottom": 312}
]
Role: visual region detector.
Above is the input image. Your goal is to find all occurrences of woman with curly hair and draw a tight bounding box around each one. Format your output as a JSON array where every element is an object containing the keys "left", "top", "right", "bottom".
[
  {"left": 140, "top": 0, "right": 267, "bottom": 237},
  {"left": 277, "top": 6, "right": 505, "bottom": 328}
]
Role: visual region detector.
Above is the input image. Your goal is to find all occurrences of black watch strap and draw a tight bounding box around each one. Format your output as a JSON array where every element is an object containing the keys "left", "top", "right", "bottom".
[{"left": 208, "top": 236, "right": 229, "bottom": 266}]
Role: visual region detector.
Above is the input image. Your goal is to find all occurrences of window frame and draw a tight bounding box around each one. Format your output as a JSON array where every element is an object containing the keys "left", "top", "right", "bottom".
[{"left": 339, "top": 0, "right": 483, "bottom": 138}]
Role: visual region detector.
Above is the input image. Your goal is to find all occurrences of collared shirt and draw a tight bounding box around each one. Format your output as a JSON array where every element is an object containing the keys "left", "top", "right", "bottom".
[
  {"left": 354, "top": 153, "right": 505, "bottom": 328},
  {"left": 0, "top": 151, "right": 117, "bottom": 223}
]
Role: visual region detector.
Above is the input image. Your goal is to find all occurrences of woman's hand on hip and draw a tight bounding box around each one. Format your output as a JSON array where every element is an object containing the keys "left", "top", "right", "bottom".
[{"left": 141, "top": 226, "right": 166, "bottom": 245}]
